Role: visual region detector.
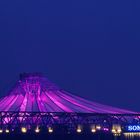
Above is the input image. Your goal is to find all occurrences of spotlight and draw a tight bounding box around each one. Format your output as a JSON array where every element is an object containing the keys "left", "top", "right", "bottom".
[
  {"left": 0, "top": 129, "right": 3, "bottom": 133},
  {"left": 91, "top": 125, "right": 96, "bottom": 133},
  {"left": 96, "top": 125, "right": 101, "bottom": 130},
  {"left": 35, "top": 127, "right": 40, "bottom": 133},
  {"left": 5, "top": 129, "right": 10, "bottom": 133},
  {"left": 48, "top": 127, "right": 53, "bottom": 133},
  {"left": 77, "top": 128, "right": 82, "bottom": 133},
  {"left": 112, "top": 125, "right": 122, "bottom": 136},
  {"left": 112, "top": 129, "right": 116, "bottom": 133},
  {"left": 117, "top": 128, "right": 122, "bottom": 133},
  {"left": 77, "top": 126, "right": 82, "bottom": 133},
  {"left": 21, "top": 127, "right": 27, "bottom": 133},
  {"left": 117, "top": 128, "right": 122, "bottom": 134},
  {"left": 91, "top": 128, "right": 96, "bottom": 133}
]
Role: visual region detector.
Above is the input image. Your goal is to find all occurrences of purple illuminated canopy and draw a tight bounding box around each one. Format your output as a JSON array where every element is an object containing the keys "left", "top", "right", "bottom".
[{"left": 0, "top": 73, "right": 135, "bottom": 114}]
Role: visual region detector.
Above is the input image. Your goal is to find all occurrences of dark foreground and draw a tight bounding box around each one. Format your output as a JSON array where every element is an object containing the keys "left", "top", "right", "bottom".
[{"left": 0, "top": 133, "right": 140, "bottom": 140}]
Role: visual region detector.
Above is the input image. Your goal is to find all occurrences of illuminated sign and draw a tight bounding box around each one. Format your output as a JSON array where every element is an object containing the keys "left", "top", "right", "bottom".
[{"left": 127, "top": 125, "right": 140, "bottom": 132}]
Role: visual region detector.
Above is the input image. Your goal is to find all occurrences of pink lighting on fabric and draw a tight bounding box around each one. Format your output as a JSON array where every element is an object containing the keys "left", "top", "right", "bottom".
[
  {"left": 0, "top": 73, "right": 136, "bottom": 114},
  {"left": 4, "top": 95, "right": 19, "bottom": 111},
  {"left": 46, "top": 91, "right": 72, "bottom": 112},
  {"left": 20, "top": 92, "right": 28, "bottom": 112}
]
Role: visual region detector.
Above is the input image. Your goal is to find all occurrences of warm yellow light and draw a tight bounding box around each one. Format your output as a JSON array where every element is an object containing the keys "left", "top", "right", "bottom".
[
  {"left": 0, "top": 129, "right": 3, "bottom": 133},
  {"left": 112, "top": 129, "right": 116, "bottom": 133},
  {"left": 21, "top": 127, "right": 27, "bottom": 133},
  {"left": 35, "top": 127, "right": 40, "bottom": 133},
  {"left": 91, "top": 128, "right": 96, "bottom": 133},
  {"left": 124, "top": 132, "right": 140, "bottom": 137},
  {"left": 112, "top": 125, "right": 122, "bottom": 135},
  {"left": 5, "top": 129, "right": 10, "bottom": 133},
  {"left": 77, "top": 128, "right": 82, "bottom": 133},
  {"left": 77, "top": 125, "right": 82, "bottom": 133},
  {"left": 76, "top": 125, "right": 82, "bottom": 133},
  {"left": 96, "top": 125, "right": 101, "bottom": 130},
  {"left": 48, "top": 127, "right": 53, "bottom": 133},
  {"left": 117, "top": 129, "right": 122, "bottom": 133}
]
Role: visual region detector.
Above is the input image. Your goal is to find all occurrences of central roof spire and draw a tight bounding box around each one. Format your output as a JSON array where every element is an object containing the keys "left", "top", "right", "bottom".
[
  {"left": 19, "top": 73, "right": 59, "bottom": 91},
  {"left": 0, "top": 73, "right": 135, "bottom": 113}
]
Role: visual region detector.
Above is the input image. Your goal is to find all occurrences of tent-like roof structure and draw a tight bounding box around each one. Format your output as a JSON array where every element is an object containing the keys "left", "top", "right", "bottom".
[{"left": 0, "top": 73, "right": 134, "bottom": 114}]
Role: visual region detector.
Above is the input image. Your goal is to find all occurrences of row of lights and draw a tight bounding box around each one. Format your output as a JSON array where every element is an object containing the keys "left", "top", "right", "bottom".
[
  {"left": 124, "top": 133, "right": 140, "bottom": 138},
  {"left": 21, "top": 127, "right": 53, "bottom": 133},
  {"left": 0, "top": 125, "right": 122, "bottom": 135},
  {"left": 76, "top": 125, "right": 106, "bottom": 133},
  {"left": 0, "top": 127, "right": 53, "bottom": 134},
  {"left": 0, "top": 129, "right": 10, "bottom": 133},
  {"left": 2, "top": 126, "right": 140, "bottom": 138},
  {"left": 111, "top": 125, "right": 122, "bottom": 136},
  {"left": 76, "top": 125, "right": 122, "bottom": 135}
]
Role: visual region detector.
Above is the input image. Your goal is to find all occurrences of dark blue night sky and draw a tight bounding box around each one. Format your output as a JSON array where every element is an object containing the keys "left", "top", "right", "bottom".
[{"left": 0, "top": 0, "right": 140, "bottom": 111}]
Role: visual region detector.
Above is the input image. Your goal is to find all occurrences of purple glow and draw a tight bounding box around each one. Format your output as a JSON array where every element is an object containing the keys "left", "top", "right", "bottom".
[
  {"left": 0, "top": 73, "right": 136, "bottom": 114},
  {"left": 103, "top": 128, "right": 109, "bottom": 131}
]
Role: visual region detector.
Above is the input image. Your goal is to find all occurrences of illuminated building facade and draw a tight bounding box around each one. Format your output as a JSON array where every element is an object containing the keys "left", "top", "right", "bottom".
[{"left": 0, "top": 73, "right": 139, "bottom": 139}]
